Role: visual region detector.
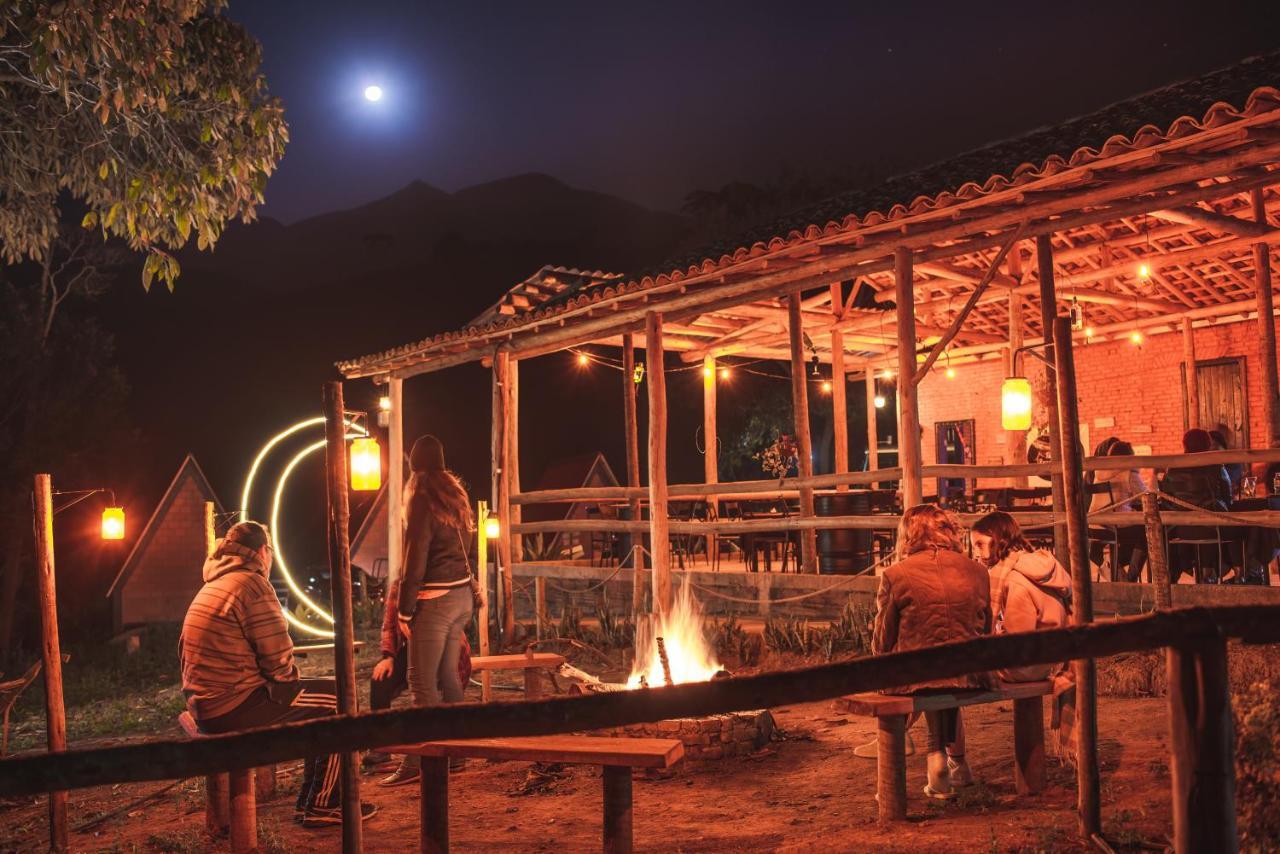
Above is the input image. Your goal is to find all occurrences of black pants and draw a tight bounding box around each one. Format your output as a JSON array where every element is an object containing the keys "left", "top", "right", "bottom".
[
  {"left": 370, "top": 648, "right": 408, "bottom": 711},
  {"left": 197, "top": 678, "right": 340, "bottom": 812}
]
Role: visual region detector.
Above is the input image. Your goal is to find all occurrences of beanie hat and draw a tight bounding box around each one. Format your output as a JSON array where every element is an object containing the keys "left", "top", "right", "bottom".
[{"left": 410, "top": 434, "right": 446, "bottom": 472}]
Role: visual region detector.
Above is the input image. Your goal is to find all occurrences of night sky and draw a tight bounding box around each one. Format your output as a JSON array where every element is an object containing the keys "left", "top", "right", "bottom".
[{"left": 230, "top": 0, "right": 1280, "bottom": 223}]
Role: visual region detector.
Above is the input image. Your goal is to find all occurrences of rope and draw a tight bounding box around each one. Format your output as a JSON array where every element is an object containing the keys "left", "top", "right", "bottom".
[
  {"left": 688, "top": 552, "right": 894, "bottom": 605},
  {"left": 543, "top": 563, "right": 627, "bottom": 595}
]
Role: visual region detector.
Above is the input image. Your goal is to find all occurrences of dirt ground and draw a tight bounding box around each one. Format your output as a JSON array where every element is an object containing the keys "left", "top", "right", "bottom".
[{"left": 0, "top": 693, "right": 1176, "bottom": 853}]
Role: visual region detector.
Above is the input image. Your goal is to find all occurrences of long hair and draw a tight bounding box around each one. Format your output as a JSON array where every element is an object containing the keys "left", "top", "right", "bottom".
[
  {"left": 895, "top": 504, "right": 963, "bottom": 559},
  {"left": 403, "top": 468, "right": 473, "bottom": 533},
  {"left": 970, "top": 511, "right": 1033, "bottom": 565}
]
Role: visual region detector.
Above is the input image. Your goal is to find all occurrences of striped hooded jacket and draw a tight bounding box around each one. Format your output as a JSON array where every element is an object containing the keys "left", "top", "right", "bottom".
[{"left": 179, "top": 540, "right": 298, "bottom": 720}]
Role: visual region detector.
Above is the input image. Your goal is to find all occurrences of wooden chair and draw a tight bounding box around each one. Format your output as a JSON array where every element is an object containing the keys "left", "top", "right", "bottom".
[
  {"left": 389, "top": 734, "right": 684, "bottom": 852},
  {"left": 0, "top": 656, "right": 65, "bottom": 757}
]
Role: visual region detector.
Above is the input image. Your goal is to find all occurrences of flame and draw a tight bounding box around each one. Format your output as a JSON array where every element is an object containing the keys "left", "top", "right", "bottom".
[{"left": 627, "top": 582, "right": 721, "bottom": 688}]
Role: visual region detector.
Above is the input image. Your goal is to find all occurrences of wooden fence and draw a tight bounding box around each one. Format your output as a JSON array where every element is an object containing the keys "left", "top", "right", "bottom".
[{"left": 3, "top": 605, "right": 1278, "bottom": 852}]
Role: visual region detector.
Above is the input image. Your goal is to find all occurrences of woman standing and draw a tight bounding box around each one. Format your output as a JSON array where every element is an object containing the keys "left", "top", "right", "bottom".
[
  {"left": 872, "top": 504, "right": 991, "bottom": 800},
  {"left": 381, "top": 435, "right": 477, "bottom": 787}
]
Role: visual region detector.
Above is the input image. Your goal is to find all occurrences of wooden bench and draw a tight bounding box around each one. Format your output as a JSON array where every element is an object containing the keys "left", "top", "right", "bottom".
[
  {"left": 835, "top": 680, "right": 1054, "bottom": 822},
  {"left": 389, "top": 734, "right": 683, "bottom": 853},
  {"left": 470, "top": 652, "right": 565, "bottom": 698},
  {"left": 179, "top": 711, "right": 278, "bottom": 852}
]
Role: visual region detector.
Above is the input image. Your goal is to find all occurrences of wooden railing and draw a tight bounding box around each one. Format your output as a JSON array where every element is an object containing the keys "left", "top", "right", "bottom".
[
  {"left": 510, "top": 449, "right": 1280, "bottom": 507},
  {"left": 1, "top": 605, "right": 1276, "bottom": 851}
]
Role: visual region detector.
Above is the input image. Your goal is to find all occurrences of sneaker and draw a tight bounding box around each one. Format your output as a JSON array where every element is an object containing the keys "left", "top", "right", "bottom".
[
  {"left": 301, "top": 802, "right": 379, "bottom": 828},
  {"left": 947, "top": 756, "right": 974, "bottom": 788},
  {"left": 379, "top": 765, "right": 420, "bottom": 787}
]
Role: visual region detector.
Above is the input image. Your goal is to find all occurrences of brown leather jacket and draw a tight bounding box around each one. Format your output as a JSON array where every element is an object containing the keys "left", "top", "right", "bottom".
[{"left": 872, "top": 548, "right": 992, "bottom": 693}]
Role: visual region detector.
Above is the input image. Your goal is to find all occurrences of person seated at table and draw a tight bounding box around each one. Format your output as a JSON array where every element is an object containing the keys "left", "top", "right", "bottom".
[
  {"left": 1088, "top": 440, "right": 1148, "bottom": 580},
  {"left": 1160, "top": 428, "right": 1232, "bottom": 583},
  {"left": 179, "top": 521, "right": 378, "bottom": 827},
  {"left": 872, "top": 504, "right": 991, "bottom": 801},
  {"left": 1209, "top": 427, "right": 1244, "bottom": 496}
]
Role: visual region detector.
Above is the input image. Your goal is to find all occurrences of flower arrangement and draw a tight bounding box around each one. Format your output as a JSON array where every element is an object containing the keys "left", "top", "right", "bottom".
[{"left": 755, "top": 433, "right": 799, "bottom": 479}]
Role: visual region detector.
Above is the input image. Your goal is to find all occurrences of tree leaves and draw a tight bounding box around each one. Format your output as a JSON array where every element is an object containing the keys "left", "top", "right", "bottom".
[{"left": 0, "top": 1, "right": 288, "bottom": 290}]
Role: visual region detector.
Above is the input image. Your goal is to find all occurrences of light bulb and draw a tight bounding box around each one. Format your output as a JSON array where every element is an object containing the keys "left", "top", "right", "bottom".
[
  {"left": 378, "top": 396, "right": 392, "bottom": 412},
  {"left": 1130, "top": 330, "right": 1144, "bottom": 345},
  {"left": 719, "top": 367, "right": 730, "bottom": 380},
  {"left": 821, "top": 380, "right": 832, "bottom": 394},
  {"left": 577, "top": 353, "right": 589, "bottom": 366},
  {"left": 1137, "top": 262, "right": 1151, "bottom": 279},
  {"left": 945, "top": 366, "right": 956, "bottom": 379},
  {"left": 873, "top": 394, "right": 886, "bottom": 409},
  {"left": 703, "top": 366, "right": 713, "bottom": 379}
]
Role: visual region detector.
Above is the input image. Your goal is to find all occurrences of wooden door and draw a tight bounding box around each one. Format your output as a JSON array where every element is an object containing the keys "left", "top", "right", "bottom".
[{"left": 1194, "top": 358, "right": 1248, "bottom": 448}]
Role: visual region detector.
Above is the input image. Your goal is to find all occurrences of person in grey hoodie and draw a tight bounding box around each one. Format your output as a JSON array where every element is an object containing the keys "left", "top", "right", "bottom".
[{"left": 179, "top": 521, "right": 377, "bottom": 827}]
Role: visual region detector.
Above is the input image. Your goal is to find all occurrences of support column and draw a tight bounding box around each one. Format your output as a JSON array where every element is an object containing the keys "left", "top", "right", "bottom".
[
  {"left": 703, "top": 354, "right": 718, "bottom": 561},
  {"left": 788, "top": 292, "right": 817, "bottom": 572},
  {"left": 494, "top": 352, "right": 519, "bottom": 642},
  {"left": 33, "top": 474, "right": 67, "bottom": 853},
  {"left": 830, "top": 284, "right": 849, "bottom": 492},
  {"left": 894, "top": 248, "right": 923, "bottom": 507},
  {"left": 321, "top": 381, "right": 363, "bottom": 853},
  {"left": 1007, "top": 248, "right": 1029, "bottom": 488},
  {"left": 1182, "top": 318, "right": 1200, "bottom": 431},
  {"left": 622, "top": 334, "right": 644, "bottom": 610},
  {"left": 388, "top": 376, "right": 404, "bottom": 583},
  {"left": 645, "top": 312, "right": 672, "bottom": 615},
  {"left": 1036, "top": 234, "right": 1068, "bottom": 567},
  {"left": 1051, "top": 317, "right": 1100, "bottom": 840},
  {"left": 865, "top": 372, "right": 879, "bottom": 477},
  {"left": 1252, "top": 188, "right": 1277, "bottom": 446}
]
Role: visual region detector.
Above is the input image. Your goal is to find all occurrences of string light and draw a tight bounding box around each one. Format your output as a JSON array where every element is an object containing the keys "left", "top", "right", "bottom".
[
  {"left": 378, "top": 396, "right": 392, "bottom": 412},
  {"left": 820, "top": 380, "right": 832, "bottom": 394},
  {"left": 719, "top": 367, "right": 731, "bottom": 380},
  {"left": 703, "top": 366, "right": 713, "bottom": 379},
  {"left": 945, "top": 366, "right": 956, "bottom": 380},
  {"left": 873, "top": 394, "right": 887, "bottom": 409},
  {"left": 1084, "top": 325, "right": 1095, "bottom": 341},
  {"left": 577, "top": 352, "right": 589, "bottom": 366},
  {"left": 880, "top": 368, "right": 894, "bottom": 380},
  {"left": 1137, "top": 262, "right": 1151, "bottom": 279},
  {"left": 1130, "top": 330, "right": 1144, "bottom": 345}
]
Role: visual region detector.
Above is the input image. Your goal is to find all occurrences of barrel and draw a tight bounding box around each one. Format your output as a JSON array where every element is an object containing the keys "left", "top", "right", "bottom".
[{"left": 815, "top": 492, "right": 873, "bottom": 574}]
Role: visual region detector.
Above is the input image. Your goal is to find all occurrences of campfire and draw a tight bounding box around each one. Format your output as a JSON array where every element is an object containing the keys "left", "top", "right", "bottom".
[{"left": 626, "top": 582, "right": 725, "bottom": 688}]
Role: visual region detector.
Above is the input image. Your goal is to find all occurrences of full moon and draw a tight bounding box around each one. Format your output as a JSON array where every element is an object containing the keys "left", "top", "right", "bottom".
[{"left": 363, "top": 84, "right": 383, "bottom": 102}]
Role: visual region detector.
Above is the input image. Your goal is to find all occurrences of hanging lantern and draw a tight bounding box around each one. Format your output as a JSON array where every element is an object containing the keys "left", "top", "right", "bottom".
[
  {"left": 349, "top": 437, "right": 382, "bottom": 491},
  {"left": 820, "top": 380, "right": 832, "bottom": 394},
  {"left": 101, "top": 506, "right": 126, "bottom": 540},
  {"left": 633, "top": 362, "right": 645, "bottom": 384},
  {"left": 484, "top": 515, "right": 501, "bottom": 539},
  {"left": 1068, "top": 299, "right": 1085, "bottom": 332},
  {"left": 1001, "top": 377, "right": 1033, "bottom": 431}
]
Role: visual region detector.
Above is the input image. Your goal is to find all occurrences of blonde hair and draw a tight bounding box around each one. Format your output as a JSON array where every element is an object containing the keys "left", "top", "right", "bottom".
[{"left": 896, "top": 504, "right": 964, "bottom": 559}]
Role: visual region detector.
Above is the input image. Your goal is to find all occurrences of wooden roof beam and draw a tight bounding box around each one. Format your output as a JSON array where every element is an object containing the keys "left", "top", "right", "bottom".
[
  {"left": 1150, "top": 206, "right": 1271, "bottom": 238},
  {"left": 916, "top": 260, "right": 1018, "bottom": 288}
]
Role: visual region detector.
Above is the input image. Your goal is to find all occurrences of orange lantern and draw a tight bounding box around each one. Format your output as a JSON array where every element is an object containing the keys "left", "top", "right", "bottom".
[
  {"left": 1001, "top": 377, "right": 1033, "bottom": 431},
  {"left": 350, "top": 437, "right": 382, "bottom": 491},
  {"left": 101, "top": 506, "right": 126, "bottom": 540},
  {"left": 484, "top": 515, "right": 501, "bottom": 539}
]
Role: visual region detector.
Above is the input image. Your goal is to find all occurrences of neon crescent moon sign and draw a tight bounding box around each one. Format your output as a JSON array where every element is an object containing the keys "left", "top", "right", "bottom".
[{"left": 241, "top": 417, "right": 367, "bottom": 638}]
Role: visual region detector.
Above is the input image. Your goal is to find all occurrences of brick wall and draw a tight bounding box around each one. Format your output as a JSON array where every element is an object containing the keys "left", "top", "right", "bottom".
[
  {"left": 916, "top": 315, "right": 1276, "bottom": 488},
  {"left": 119, "top": 475, "right": 211, "bottom": 625}
]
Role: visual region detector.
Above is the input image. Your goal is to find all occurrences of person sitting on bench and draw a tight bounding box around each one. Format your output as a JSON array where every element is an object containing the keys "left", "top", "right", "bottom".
[
  {"left": 179, "top": 521, "right": 377, "bottom": 828},
  {"left": 872, "top": 504, "right": 991, "bottom": 801}
]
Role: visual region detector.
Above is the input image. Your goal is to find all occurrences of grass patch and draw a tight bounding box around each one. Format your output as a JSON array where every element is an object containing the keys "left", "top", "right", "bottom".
[{"left": 145, "top": 827, "right": 206, "bottom": 853}]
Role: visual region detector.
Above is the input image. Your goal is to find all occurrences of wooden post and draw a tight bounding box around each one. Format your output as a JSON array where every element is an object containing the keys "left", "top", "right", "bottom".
[
  {"left": 602, "top": 765, "right": 634, "bottom": 854},
  {"left": 32, "top": 474, "right": 67, "bottom": 853},
  {"left": 1037, "top": 235, "right": 1069, "bottom": 568},
  {"left": 1142, "top": 492, "right": 1173, "bottom": 607},
  {"left": 876, "top": 714, "right": 908, "bottom": 822},
  {"left": 228, "top": 768, "right": 256, "bottom": 853},
  {"left": 831, "top": 283, "right": 850, "bottom": 492},
  {"left": 1007, "top": 248, "right": 1029, "bottom": 487},
  {"left": 534, "top": 577, "right": 547, "bottom": 641},
  {"left": 1167, "top": 635, "right": 1237, "bottom": 854},
  {"left": 388, "top": 376, "right": 405, "bottom": 583},
  {"left": 1182, "top": 318, "right": 1200, "bottom": 431},
  {"left": 703, "top": 354, "right": 718, "bottom": 562},
  {"left": 646, "top": 312, "right": 672, "bottom": 615},
  {"left": 865, "top": 372, "right": 879, "bottom": 479},
  {"left": 894, "top": 248, "right": 923, "bottom": 507},
  {"left": 494, "top": 352, "right": 518, "bottom": 644},
  {"left": 1252, "top": 188, "right": 1278, "bottom": 447},
  {"left": 204, "top": 501, "right": 217, "bottom": 556},
  {"left": 788, "top": 292, "right": 818, "bottom": 572},
  {"left": 476, "top": 501, "right": 492, "bottom": 702},
  {"left": 321, "top": 382, "right": 363, "bottom": 853},
  {"left": 1050, "top": 317, "right": 1101, "bottom": 840},
  {"left": 419, "top": 756, "right": 449, "bottom": 854},
  {"left": 623, "top": 334, "right": 645, "bottom": 611},
  {"left": 207, "top": 774, "right": 230, "bottom": 838},
  {"left": 1013, "top": 696, "right": 1046, "bottom": 795}
]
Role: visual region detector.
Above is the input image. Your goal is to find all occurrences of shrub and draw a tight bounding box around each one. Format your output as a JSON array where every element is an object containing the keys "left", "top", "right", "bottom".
[{"left": 1235, "top": 679, "right": 1280, "bottom": 852}]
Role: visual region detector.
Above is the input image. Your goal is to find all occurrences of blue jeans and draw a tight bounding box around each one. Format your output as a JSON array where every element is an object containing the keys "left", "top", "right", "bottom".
[{"left": 407, "top": 585, "right": 473, "bottom": 707}]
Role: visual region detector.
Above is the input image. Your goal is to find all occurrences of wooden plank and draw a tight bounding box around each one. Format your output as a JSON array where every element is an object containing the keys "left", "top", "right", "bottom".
[
  {"left": 835, "top": 681, "right": 1053, "bottom": 716},
  {"left": 7, "top": 606, "right": 1280, "bottom": 798},
  {"left": 646, "top": 312, "right": 672, "bottom": 614},
  {"left": 469, "top": 653, "right": 565, "bottom": 671},
  {"left": 1254, "top": 188, "right": 1278, "bottom": 446},
  {"left": 788, "top": 292, "right": 818, "bottom": 571},
  {"left": 390, "top": 736, "right": 684, "bottom": 769},
  {"left": 895, "top": 248, "right": 922, "bottom": 507}
]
